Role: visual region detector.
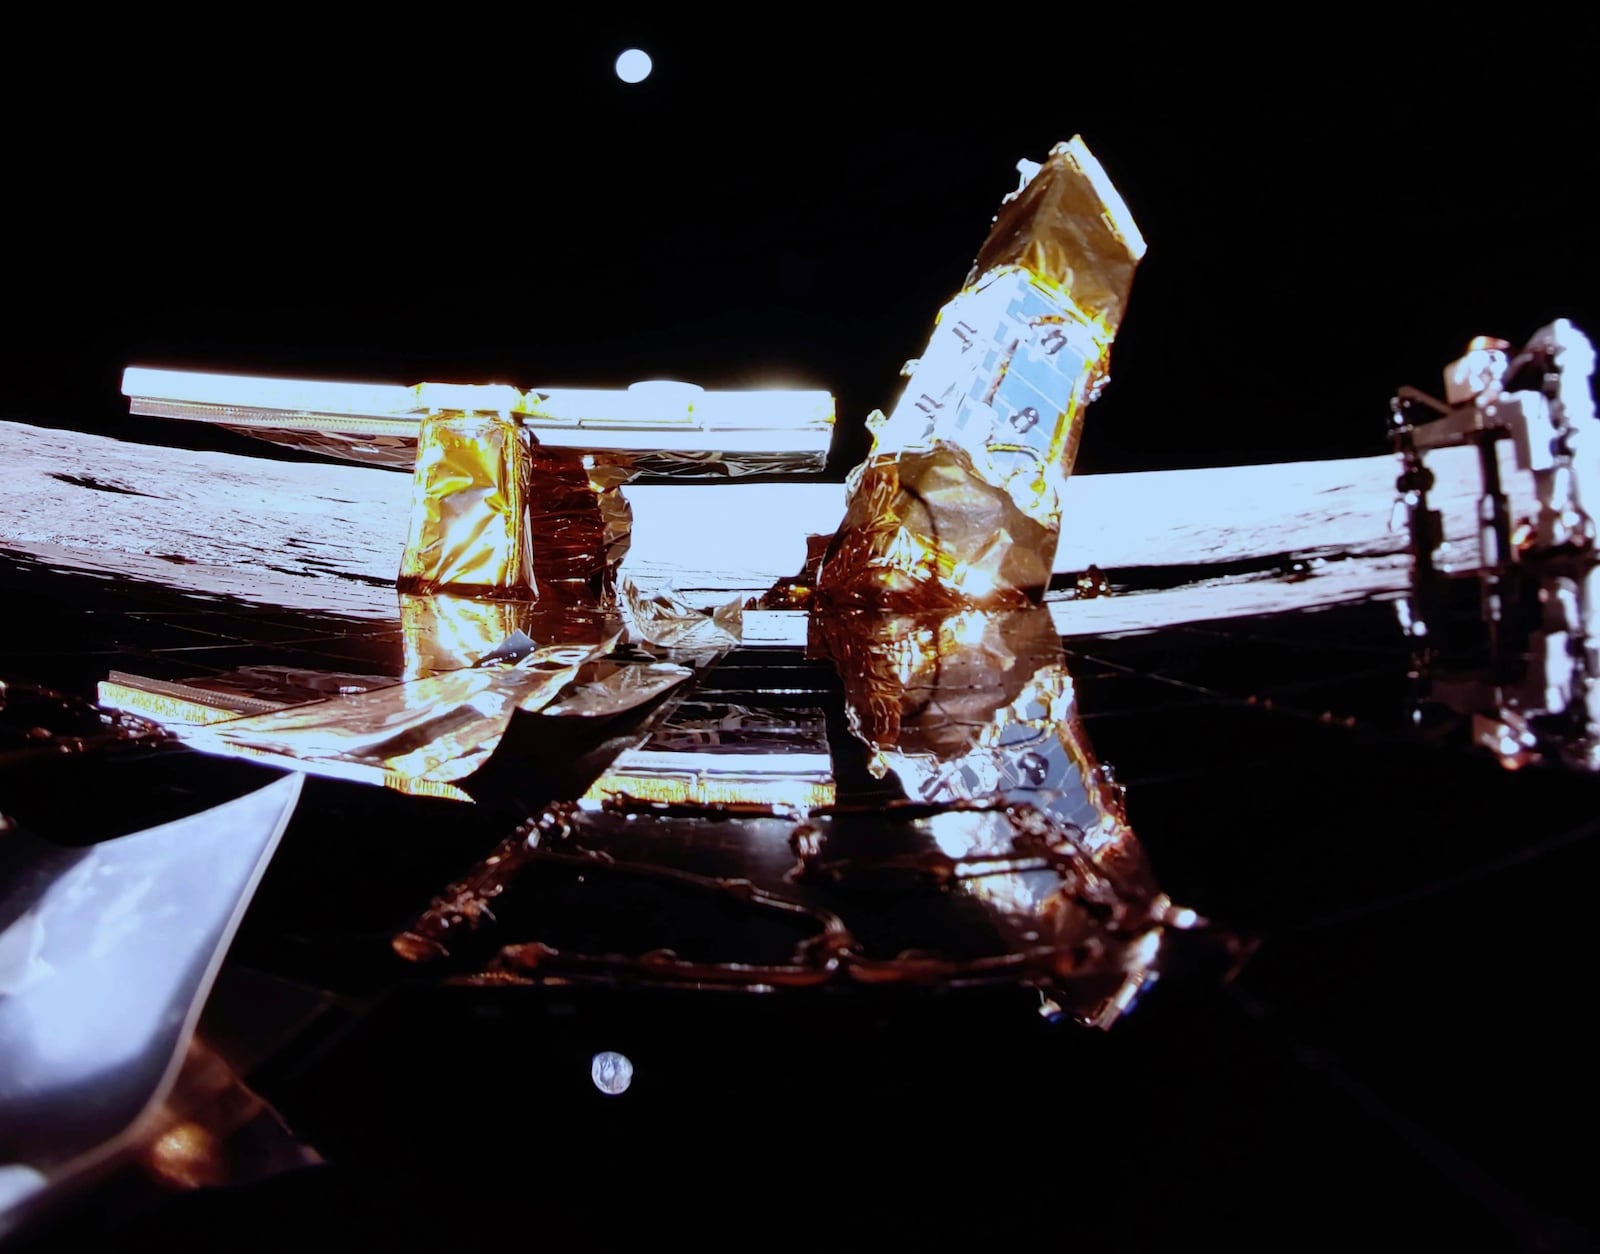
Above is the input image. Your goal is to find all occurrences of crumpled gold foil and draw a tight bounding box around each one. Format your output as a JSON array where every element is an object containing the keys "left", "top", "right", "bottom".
[
  {"left": 400, "top": 594, "right": 537, "bottom": 679},
  {"left": 808, "top": 604, "right": 1203, "bottom": 1025},
  {"left": 181, "top": 636, "right": 616, "bottom": 798},
  {"left": 819, "top": 444, "right": 1056, "bottom": 608},
  {"left": 518, "top": 447, "right": 630, "bottom": 603},
  {"left": 968, "top": 138, "right": 1145, "bottom": 338},
  {"left": 396, "top": 415, "right": 645, "bottom": 606},
  {"left": 399, "top": 593, "right": 623, "bottom": 679},
  {"left": 818, "top": 137, "right": 1145, "bottom": 610},
  {"left": 397, "top": 411, "right": 533, "bottom": 599},
  {"left": 810, "top": 605, "right": 1158, "bottom": 900}
]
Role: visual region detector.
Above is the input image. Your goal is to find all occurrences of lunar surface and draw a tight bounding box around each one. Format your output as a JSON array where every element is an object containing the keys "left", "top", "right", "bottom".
[{"left": 0, "top": 420, "right": 1531, "bottom": 638}]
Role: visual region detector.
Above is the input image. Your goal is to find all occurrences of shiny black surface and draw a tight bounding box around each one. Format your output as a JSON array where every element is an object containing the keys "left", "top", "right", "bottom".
[{"left": 3, "top": 548, "right": 1596, "bottom": 1251}]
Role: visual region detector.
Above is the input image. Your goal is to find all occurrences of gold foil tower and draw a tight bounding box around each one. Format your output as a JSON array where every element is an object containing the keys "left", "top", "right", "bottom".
[{"left": 818, "top": 137, "right": 1145, "bottom": 609}]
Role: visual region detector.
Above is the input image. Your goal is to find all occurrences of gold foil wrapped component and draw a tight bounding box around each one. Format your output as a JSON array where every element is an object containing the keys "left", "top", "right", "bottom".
[
  {"left": 522, "top": 447, "right": 631, "bottom": 603},
  {"left": 969, "top": 137, "right": 1147, "bottom": 337},
  {"left": 122, "top": 368, "right": 835, "bottom": 608},
  {"left": 819, "top": 136, "right": 1144, "bottom": 609},
  {"left": 811, "top": 605, "right": 1156, "bottom": 898},
  {"left": 817, "top": 444, "right": 1056, "bottom": 610},
  {"left": 397, "top": 411, "right": 533, "bottom": 599}
]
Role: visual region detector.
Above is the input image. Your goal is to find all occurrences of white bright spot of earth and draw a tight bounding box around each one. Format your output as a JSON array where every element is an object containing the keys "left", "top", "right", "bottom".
[
  {"left": 615, "top": 49, "right": 652, "bottom": 83},
  {"left": 591, "top": 1050, "right": 634, "bottom": 1095}
]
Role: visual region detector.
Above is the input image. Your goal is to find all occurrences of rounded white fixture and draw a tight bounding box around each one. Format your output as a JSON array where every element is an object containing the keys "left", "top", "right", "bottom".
[{"left": 615, "top": 49, "right": 652, "bottom": 84}]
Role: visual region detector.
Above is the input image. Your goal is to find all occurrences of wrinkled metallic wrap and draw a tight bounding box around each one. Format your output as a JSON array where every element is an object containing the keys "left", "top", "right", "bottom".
[
  {"left": 519, "top": 449, "right": 633, "bottom": 603},
  {"left": 541, "top": 659, "right": 693, "bottom": 718},
  {"left": 391, "top": 605, "right": 1224, "bottom": 1022},
  {"left": 400, "top": 593, "right": 623, "bottom": 679},
  {"left": 393, "top": 422, "right": 816, "bottom": 607},
  {"left": 593, "top": 448, "right": 828, "bottom": 478},
  {"left": 819, "top": 137, "right": 1145, "bottom": 610},
  {"left": 182, "top": 638, "right": 616, "bottom": 797},
  {"left": 397, "top": 412, "right": 534, "bottom": 599},
  {"left": 208, "top": 431, "right": 830, "bottom": 479},
  {"left": 810, "top": 606, "right": 1156, "bottom": 897},
  {"left": 400, "top": 594, "right": 538, "bottom": 679},
  {"left": 620, "top": 576, "right": 743, "bottom": 651},
  {"left": 214, "top": 426, "right": 420, "bottom": 470},
  {"left": 968, "top": 139, "right": 1144, "bottom": 338},
  {"left": 820, "top": 443, "right": 1058, "bottom": 608}
]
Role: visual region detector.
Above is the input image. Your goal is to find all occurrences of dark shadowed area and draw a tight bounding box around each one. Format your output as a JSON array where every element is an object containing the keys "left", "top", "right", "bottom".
[{"left": 9, "top": 20, "right": 1600, "bottom": 473}]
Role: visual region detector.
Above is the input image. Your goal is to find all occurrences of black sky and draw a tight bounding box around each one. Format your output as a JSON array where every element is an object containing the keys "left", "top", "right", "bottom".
[{"left": 7, "top": 19, "right": 1599, "bottom": 474}]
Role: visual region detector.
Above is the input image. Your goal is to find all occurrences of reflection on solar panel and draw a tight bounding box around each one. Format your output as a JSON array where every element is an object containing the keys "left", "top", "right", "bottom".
[{"left": 3, "top": 530, "right": 1598, "bottom": 1247}]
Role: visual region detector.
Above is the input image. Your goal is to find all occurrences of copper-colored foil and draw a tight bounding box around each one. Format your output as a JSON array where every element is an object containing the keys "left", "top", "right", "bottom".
[
  {"left": 397, "top": 412, "right": 533, "bottom": 599},
  {"left": 396, "top": 417, "right": 635, "bottom": 605},
  {"left": 521, "top": 447, "right": 633, "bottom": 603},
  {"left": 810, "top": 605, "right": 1155, "bottom": 897},
  {"left": 818, "top": 444, "right": 1056, "bottom": 609},
  {"left": 819, "top": 137, "right": 1145, "bottom": 610},
  {"left": 968, "top": 141, "right": 1144, "bottom": 338}
]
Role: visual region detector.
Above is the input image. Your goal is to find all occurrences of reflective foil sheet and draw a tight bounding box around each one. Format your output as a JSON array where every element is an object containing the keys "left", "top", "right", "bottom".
[
  {"left": 819, "top": 137, "right": 1145, "bottom": 609},
  {"left": 518, "top": 447, "right": 628, "bottom": 603},
  {"left": 621, "top": 577, "right": 743, "bottom": 651},
  {"left": 542, "top": 659, "right": 693, "bottom": 718},
  {"left": 0, "top": 775, "right": 302, "bottom": 1236},
  {"left": 397, "top": 412, "right": 533, "bottom": 599},
  {"left": 394, "top": 608, "right": 1228, "bottom": 1027},
  {"left": 399, "top": 594, "right": 622, "bottom": 679},
  {"left": 400, "top": 595, "right": 541, "bottom": 679},
  {"left": 173, "top": 638, "right": 616, "bottom": 799},
  {"left": 810, "top": 606, "right": 1157, "bottom": 899}
]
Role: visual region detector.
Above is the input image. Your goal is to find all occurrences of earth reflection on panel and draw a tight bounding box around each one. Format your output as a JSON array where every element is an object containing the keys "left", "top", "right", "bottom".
[{"left": 3, "top": 531, "right": 1598, "bottom": 1250}]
